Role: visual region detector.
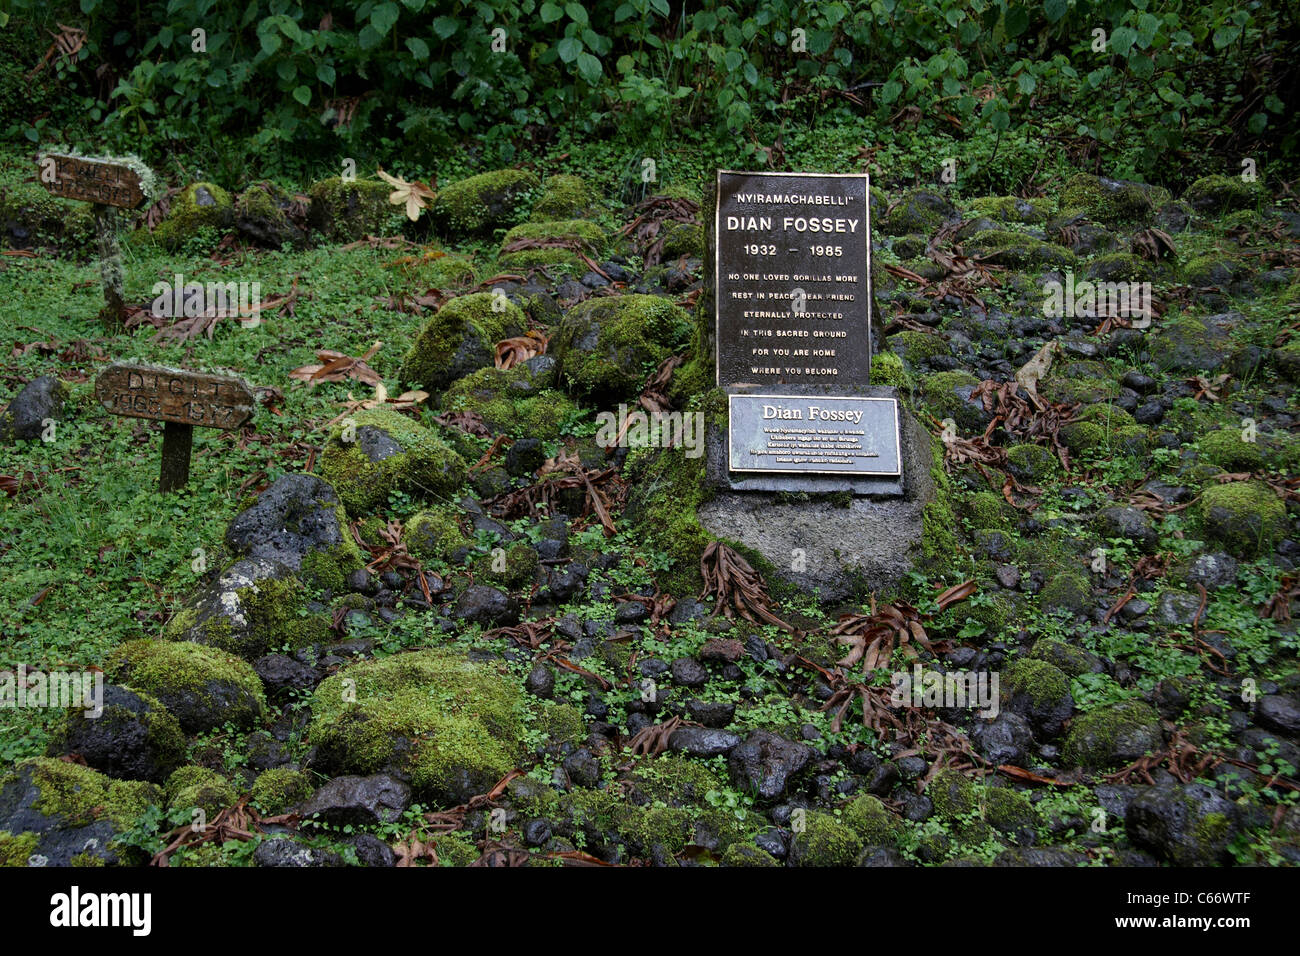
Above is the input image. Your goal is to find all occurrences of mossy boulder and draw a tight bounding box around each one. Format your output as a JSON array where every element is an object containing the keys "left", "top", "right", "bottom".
[
  {"left": 660, "top": 221, "right": 705, "bottom": 259},
  {"left": 0, "top": 375, "right": 68, "bottom": 442},
  {"left": 1085, "top": 252, "right": 1157, "bottom": 283},
  {"left": 307, "top": 177, "right": 396, "bottom": 242},
  {"left": 1182, "top": 175, "right": 1259, "bottom": 217},
  {"left": 1272, "top": 339, "right": 1300, "bottom": 383},
  {"left": 1063, "top": 700, "right": 1163, "bottom": 769},
  {"left": 1149, "top": 312, "right": 1243, "bottom": 373},
  {"left": 964, "top": 229, "right": 1075, "bottom": 268},
  {"left": 0, "top": 758, "right": 161, "bottom": 865},
  {"left": 530, "top": 174, "right": 593, "bottom": 221},
  {"left": 471, "top": 540, "right": 540, "bottom": 591},
  {"left": 441, "top": 365, "right": 576, "bottom": 439},
  {"left": 983, "top": 786, "right": 1037, "bottom": 842},
  {"left": 46, "top": 684, "right": 185, "bottom": 784},
  {"left": 1006, "top": 443, "right": 1060, "bottom": 482},
  {"left": 1197, "top": 427, "right": 1266, "bottom": 472},
  {"left": 1061, "top": 404, "right": 1149, "bottom": 457},
  {"left": 722, "top": 842, "right": 780, "bottom": 866},
  {"left": 551, "top": 294, "right": 692, "bottom": 403},
  {"left": 841, "top": 794, "right": 903, "bottom": 847},
  {"left": 896, "top": 330, "right": 952, "bottom": 366},
  {"left": 1001, "top": 659, "right": 1074, "bottom": 738},
  {"left": 163, "top": 557, "right": 331, "bottom": 659},
  {"left": 318, "top": 408, "right": 468, "bottom": 516},
  {"left": 882, "top": 188, "right": 955, "bottom": 236},
  {"left": 153, "top": 182, "right": 234, "bottom": 250},
  {"left": 398, "top": 292, "right": 527, "bottom": 394},
  {"left": 404, "top": 505, "right": 470, "bottom": 563},
  {"left": 1060, "top": 173, "right": 1165, "bottom": 226},
  {"left": 105, "top": 639, "right": 265, "bottom": 734},
  {"left": 224, "top": 473, "right": 365, "bottom": 591},
  {"left": 967, "top": 195, "right": 1049, "bottom": 224},
  {"left": 962, "top": 490, "right": 1011, "bottom": 529},
  {"left": 1181, "top": 253, "right": 1244, "bottom": 287},
  {"left": 309, "top": 648, "right": 526, "bottom": 804},
  {"left": 235, "top": 180, "right": 305, "bottom": 249},
  {"left": 1199, "top": 481, "right": 1288, "bottom": 557},
  {"left": 497, "top": 218, "right": 607, "bottom": 271},
  {"left": 1027, "top": 638, "right": 1101, "bottom": 678},
  {"left": 249, "top": 768, "right": 314, "bottom": 815},
  {"left": 919, "top": 370, "right": 985, "bottom": 431},
  {"left": 0, "top": 180, "right": 96, "bottom": 254},
  {"left": 787, "top": 811, "right": 864, "bottom": 866},
  {"left": 164, "top": 766, "right": 237, "bottom": 818},
  {"left": 430, "top": 168, "right": 540, "bottom": 237},
  {"left": 1039, "top": 570, "right": 1092, "bottom": 616},
  {"left": 869, "top": 350, "right": 913, "bottom": 390}
]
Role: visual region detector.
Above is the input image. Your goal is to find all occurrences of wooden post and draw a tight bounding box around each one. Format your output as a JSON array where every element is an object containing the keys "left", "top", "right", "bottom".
[
  {"left": 159, "top": 421, "right": 194, "bottom": 493},
  {"left": 94, "top": 363, "right": 255, "bottom": 493},
  {"left": 92, "top": 203, "right": 127, "bottom": 328}
]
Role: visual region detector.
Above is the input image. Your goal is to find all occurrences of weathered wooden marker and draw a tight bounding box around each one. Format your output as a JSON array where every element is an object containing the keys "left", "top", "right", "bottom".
[
  {"left": 94, "top": 362, "right": 255, "bottom": 492},
  {"left": 37, "top": 152, "right": 157, "bottom": 326}
]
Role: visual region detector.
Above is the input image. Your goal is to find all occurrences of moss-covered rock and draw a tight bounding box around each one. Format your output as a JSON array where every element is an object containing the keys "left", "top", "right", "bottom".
[
  {"left": 1182, "top": 175, "right": 1259, "bottom": 217},
  {"left": 164, "top": 766, "right": 237, "bottom": 817},
  {"left": 0, "top": 758, "right": 161, "bottom": 865},
  {"left": 469, "top": 540, "right": 540, "bottom": 591},
  {"left": 1001, "top": 658, "right": 1074, "bottom": 737},
  {"left": 882, "top": 189, "right": 955, "bottom": 236},
  {"left": 967, "top": 195, "right": 1050, "bottom": 224},
  {"left": 1063, "top": 700, "right": 1162, "bottom": 769},
  {"left": 163, "top": 557, "right": 331, "bottom": 659},
  {"left": 234, "top": 180, "right": 305, "bottom": 249},
  {"left": 1150, "top": 312, "right": 1243, "bottom": 373},
  {"left": 1085, "top": 252, "right": 1158, "bottom": 283},
  {"left": 788, "top": 811, "right": 864, "bottom": 866},
  {"left": 896, "top": 330, "right": 952, "bottom": 366},
  {"left": 1060, "top": 174, "right": 1165, "bottom": 226},
  {"left": 309, "top": 648, "right": 525, "bottom": 804},
  {"left": 307, "top": 177, "right": 397, "bottom": 242},
  {"left": 1273, "top": 338, "right": 1300, "bottom": 383},
  {"left": 964, "top": 229, "right": 1075, "bottom": 268},
  {"left": 0, "top": 180, "right": 96, "bottom": 254},
  {"left": 551, "top": 293, "right": 692, "bottom": 403},
  {"left": 441, "top": 364, "right": 576, "bottom": 439},
  {"left": 920, "top": 370, "right": 985, "bottom": 431},
  {"left": 1061, "top": 404, "right": 1149, "bottom": 457},
  {"left": 1181, "top": 253, "right": 1244, "bottom": 287},
  {"left": 105, "top": 639, "right": 265, "bottom": 734},
  {"left": 497, "top": 218, "right": 608, "bottom": 271},
  {"left": 46, "top": 684, "right": 186, "bottom": 784},
  {"left": 534, "top": 702, "right": 586, "bottom": 747},
  {"left": 870, "top": 350, "right": 914, "bottom": 390},
  {"left": 841, "top": 794, "right": 903, "bottom": 847},
  {"left": 430, "top": 168, "right": 540, "bottom": 237},
  {"left": 0, "top": 830, "right": 40, "bottom": 867},
  {"left": 530, "top": 174, "right": 593, "bottom": 221},
  {"left": 1006, "top": 442, "right": 1060, "bottom": 482},
  {"left": 722, "top": 842, "right": 780, "bottom": 866},
  {"left": 660, "top": 221, "right": 705, "bottom": 259},
  {"left": 153, "top": 182, "right": 234, "bottom": 250},
  {"left": 1027, "top": 638, "right": 1099, "bottom": 678},
  {"left": 1197, "top": 427, "right": 1266, "bottom": 472},
  {"left": 404, "top": 505, "right": 470, "bottom": 563},
  {"left": 1039, "top": 570, "right": 1092, "bottom": 615},
  {"left": 1199, "top": 481, "right": 1288, "bottom": 557},
  {"left": 318, "top": 408, "right": 467, "bottom": 516},
  {"left": 249, "top": 768, "right": 314, "bottom": 814},
  {"left": 398, "top": 292, "right": 527, "bottom": 394}
]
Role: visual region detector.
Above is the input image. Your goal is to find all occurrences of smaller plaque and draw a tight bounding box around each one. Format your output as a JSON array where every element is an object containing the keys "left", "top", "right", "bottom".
[
  {"left": 95, "top": 363, "right": 254, "bottom": 430},
  {"left": 728, "top": 394, "right": 900, "bottom": 476},
  {"left": 38, "top": 154, "right": 147, "bottom": 210}
]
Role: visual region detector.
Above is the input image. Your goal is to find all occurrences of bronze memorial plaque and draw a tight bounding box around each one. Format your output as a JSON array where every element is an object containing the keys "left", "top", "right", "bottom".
[
  {"left": 38, "top": 154, "right": 147, "bottom": 210},
  {"left": 95, "top": 363, "right": 254, "bottom": 429},
  {"left": 714, "top": 169, "right": 872, "bottom": 388}
]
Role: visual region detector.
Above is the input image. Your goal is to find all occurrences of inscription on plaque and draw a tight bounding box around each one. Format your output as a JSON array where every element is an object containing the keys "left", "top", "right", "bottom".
[
  {"left": 95, "top": 363, "right": 255, "bottom": 492},
  {"left": 38, "top": 154, "right": 147, "bottom": 210},
  {"left": 728, "top": 395, "right": 900, "bottom": 476},
  {"left": 715, "top": 170, "right": 872, "bottom": 388}
]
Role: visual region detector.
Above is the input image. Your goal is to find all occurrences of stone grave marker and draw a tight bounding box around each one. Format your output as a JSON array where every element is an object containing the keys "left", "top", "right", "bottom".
[
  {"left": 700, "top": 170, "right": 936, "bottom": 599},
  {"left": 94, "top": 362, "right": 254, "bottom": 492},
  {"left": 37, "top": 152, "right": 157, "bottom": 326}
]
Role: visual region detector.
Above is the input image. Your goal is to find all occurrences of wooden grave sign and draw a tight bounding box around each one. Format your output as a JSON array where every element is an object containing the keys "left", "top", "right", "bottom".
[
  {"left": 94, "top": 363, "right": 255, "bottom": 492},
  {"left": 37, "top": 152, "right": 155, "bottom": 326}
]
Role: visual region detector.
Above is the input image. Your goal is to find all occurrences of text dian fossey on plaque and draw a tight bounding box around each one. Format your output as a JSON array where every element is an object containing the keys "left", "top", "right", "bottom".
[{"left": 714, "top": 169, "right": 900, "bottom": 482}]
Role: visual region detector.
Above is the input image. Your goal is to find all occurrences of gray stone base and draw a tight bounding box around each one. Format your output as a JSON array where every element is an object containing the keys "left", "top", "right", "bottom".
[{"left": 697, "top": 392, "right": 937, "bottom": 601}]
